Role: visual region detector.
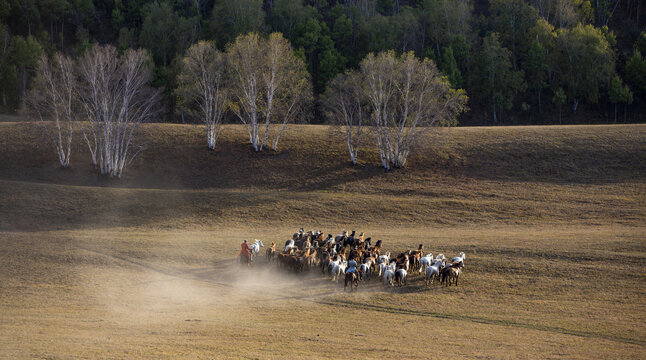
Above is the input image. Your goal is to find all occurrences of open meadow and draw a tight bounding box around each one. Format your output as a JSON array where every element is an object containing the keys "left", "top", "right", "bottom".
[{"left": 0, "top": 121, "right": 645, "bottom": 358}]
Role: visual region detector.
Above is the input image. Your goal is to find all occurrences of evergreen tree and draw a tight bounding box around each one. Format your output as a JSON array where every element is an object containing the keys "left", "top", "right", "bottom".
[
  {"left": 489, "top": 0, "right": 539, "bottom": 67},
  {"left": 472, "top": 33, "right": 525, "bottom": 124},
  {"left": 552, "top": 87, "right": 566, "bottom": 124},
  {"left": 553, "top": 24, "right": 615, "bottom": 114},
  {"left": 625, "top": 51, "right": 646, "bottom": 96},
  {"left": 450, "top": 35, "right": 470, "bottom": 72},
  {"left": 212, "top": 0, "right": 265, "bottom": 45},
  {"left": 522, "top": 37, "right": 549, "bottom": 113},
  {"left": 441, "top": 46, "right": 462, "bottom": 88},
  {"left": 140, "top": 1, "right": 177, "bottom": 67},
  {"left": 609, "top": 76, "right": 633, "bottom": 123},
  {"left": 9, "top": 35, "right": 42, "bottom": 109}
]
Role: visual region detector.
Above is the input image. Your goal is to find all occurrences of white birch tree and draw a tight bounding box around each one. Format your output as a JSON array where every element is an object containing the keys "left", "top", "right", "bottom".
[
  {"left": 323, "top": 71, "right": 365, "bottom": 165},
  {"left": 264, "top": 32, "right": 312, "bottom": 151},
  {"left": 28, "top": 53, "right": 76, "bottom": 167},
  {"left": 176, "top": 40, "right": 228, "bottom": 149},
  {"left": 227, "top": 32, "right": 311, "bottom": 152},
  {"left": 361, "top": 51, "right": 468, "bottom": 170},
  {"left": 226, "top": 32, "right": 263, "bottom": 151},
  {"left": 77, "top": 44, "right": 161, "bottom": 178}
]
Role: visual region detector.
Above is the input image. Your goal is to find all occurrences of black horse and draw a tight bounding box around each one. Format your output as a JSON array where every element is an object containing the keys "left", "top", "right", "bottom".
[
  {"left": 363, "top": 237, "right": 372, "bottom": 250},
  {"left": 343, "top": 230, "right": 356, "bottom": 247}
]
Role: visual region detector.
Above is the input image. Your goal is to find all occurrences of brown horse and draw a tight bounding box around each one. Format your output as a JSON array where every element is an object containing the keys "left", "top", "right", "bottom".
[
  {"left": 238, "top": 253, "right": 251, "bottom": 268},
  {"left": 409, "top": 244, "right": 424, "bottom": 271},
  {"left": 442, "top": 261, "right": 464, "bottom": 286},
  {"left": 344, "top": 272, "right": 358, "bottom": 291},
  {"left": 304, "top": 247, "right": 317, "bottom": 271},
  {"left": 348, "top": 248, "right": 362, "bottom": 262},
  {"left": 339, "top": 245, "right": 348, "bottom": 259},
  {"left": 311, "top": 232, "right": 324, "bottom": 244},
  {"left": 396, "top": 254, "right": 410, "bottom": 272},
  {"left": 355, "top": 232, "right": 365, "bottom": 250},
  {"left": 370, "top": 239, "right": 382, "bottom": 257}
]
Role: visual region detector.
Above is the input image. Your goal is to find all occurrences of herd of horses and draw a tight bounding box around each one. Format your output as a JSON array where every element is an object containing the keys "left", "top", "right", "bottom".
[{"left": 239, "top": 229, "right": 466, "bottom": 292}]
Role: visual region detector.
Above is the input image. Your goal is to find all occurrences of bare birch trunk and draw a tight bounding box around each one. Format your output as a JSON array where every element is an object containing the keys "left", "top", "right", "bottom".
[
  {"left": 362, "top": 51, "right": 467, "bottom": 170},
  {"left": 228, "top": 33, "right": 311, "bottom": 152},
  {"left": 323, "top": 72, "right": 363, "bottom": 165},
  {"left": 78, "top": 45, "right": 160, "bottom": 178},
  {"left": 28, "top": 54, "right": 76, "bottom": 168},
  {"left": 177, "top": 41, "right": 227, "bottom": 150}
]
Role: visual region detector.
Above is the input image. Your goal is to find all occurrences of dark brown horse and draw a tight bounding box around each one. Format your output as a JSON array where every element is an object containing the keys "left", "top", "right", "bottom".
[
  {"left": 441, "top": 261, "right": 464, "bottom": 286},
  {"left": 344, "top": 272, "right": 358, "bottom": 291},
  {"left": 238, "top": 253, "right": 251, "bottom": 268}
]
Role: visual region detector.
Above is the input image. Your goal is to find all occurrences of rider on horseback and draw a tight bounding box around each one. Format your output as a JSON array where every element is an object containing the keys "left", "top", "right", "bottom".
[
  {"left": 239, "top": 239, "right": 252, "bottom": 261},
  {"left": 346, "top": 258, "right": 359, "bottom": 277}
]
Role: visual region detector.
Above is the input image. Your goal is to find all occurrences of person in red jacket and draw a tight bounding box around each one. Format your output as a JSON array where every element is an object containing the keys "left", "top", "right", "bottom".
[{"left": 239, "top": 239, "right": 252, "bottom": 261}]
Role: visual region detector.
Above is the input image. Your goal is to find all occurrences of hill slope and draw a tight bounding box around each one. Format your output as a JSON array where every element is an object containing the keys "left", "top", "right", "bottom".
[
  {"left": 2, "top": 122, "right": 645, "bottom": 188},
  {"left": 0, "top": 122, "right": 644, "bottom": 230},
  {"left": 0, "top": 121, "right": 645, "bottom": 358}
]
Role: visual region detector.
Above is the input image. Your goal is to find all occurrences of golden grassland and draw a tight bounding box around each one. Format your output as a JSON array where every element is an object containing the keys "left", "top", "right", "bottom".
[{"left": 0, "top": 120, "right": 645, "bottom": 358}]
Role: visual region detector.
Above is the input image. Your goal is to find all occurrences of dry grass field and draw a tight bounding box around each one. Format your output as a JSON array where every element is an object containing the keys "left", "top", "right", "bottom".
[{"left": 0, "top": 120, "right": 645, "bottom": 359}]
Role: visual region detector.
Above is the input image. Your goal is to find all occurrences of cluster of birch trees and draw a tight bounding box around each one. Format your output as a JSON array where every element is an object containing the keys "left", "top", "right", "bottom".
[
  {"left": 177, "top": 33, "right": 467, "bottom": 170},
  {"left": 324, "top": 51, "right": 468, "bottom": 170},
  {"left": 177, "top": 32, "right": 312, "bottom": 152},
  {"left": 29, "top": 44, "right": 161, "bottom": 177},
  {"left": 32, "top": 31, "right": 468, "bottom": 174}
]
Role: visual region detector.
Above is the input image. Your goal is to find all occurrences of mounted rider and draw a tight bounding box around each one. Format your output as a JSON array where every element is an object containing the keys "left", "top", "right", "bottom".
[
  {"left": 239, "top": 239, "right": 252, "bottom": 260},
  {"left": 345, "top": 258, "right": 359, "bottom": 277}
]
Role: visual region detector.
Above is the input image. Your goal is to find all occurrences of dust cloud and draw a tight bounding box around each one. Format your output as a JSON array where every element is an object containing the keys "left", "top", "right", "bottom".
[{"left": 81, "top": 254, "right": 357, "bottom": 326}]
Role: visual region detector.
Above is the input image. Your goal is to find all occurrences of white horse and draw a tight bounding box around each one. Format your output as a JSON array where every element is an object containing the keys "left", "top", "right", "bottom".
[
  {"left": 377, "top": 252, "right": 391, "bottom": 265},
  {"left": 419, "top": 253, "right": 434, "bottom": 273},
  {"left": 284, "top": 239, "right": 295, "bottom": 252},
  {"left": 359, "top": 263, "right": 370, "bottom": 280},
  {"left": 395, "top": 268, "right": 407, "bottom": 286},
  {"left": 425, "top": 259, "right": 443, "bottom": 285},
  {"left": 451, "top": 252, "right": 466, "bottom": 264},
  {"left": 382, "top": 262, "right": 396, "bottom": 286},
  {"left": 331, "top": 260, "right": 347, "bottom": 282},
  {"left": 249, "top": 239, "right": 264, "bottom": 261},
  {"left": 377, "top": 262, "right": 387, "bottom": 277},
  {"left": 327, "top": 256, "right": 341, "bottom": 275}
]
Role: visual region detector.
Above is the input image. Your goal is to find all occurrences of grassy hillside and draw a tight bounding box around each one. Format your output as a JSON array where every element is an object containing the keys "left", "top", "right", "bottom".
[
  {"left": 0, "top": 121, "right": 644, "bottom": 231},
  {"left": 2, "top": 121, "right": 645, "bottom": 188},
  {"left": 0, "top": 121, "right": 644, "bottom": 358}
]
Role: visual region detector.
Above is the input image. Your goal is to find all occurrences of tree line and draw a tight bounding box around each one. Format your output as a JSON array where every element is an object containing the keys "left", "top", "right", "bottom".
[
  {"left": 1, "top": 0, "right": 645, "bottom": 125},
  {"left": 29, "top": 32, "right": 466, "bottom": 176}
]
